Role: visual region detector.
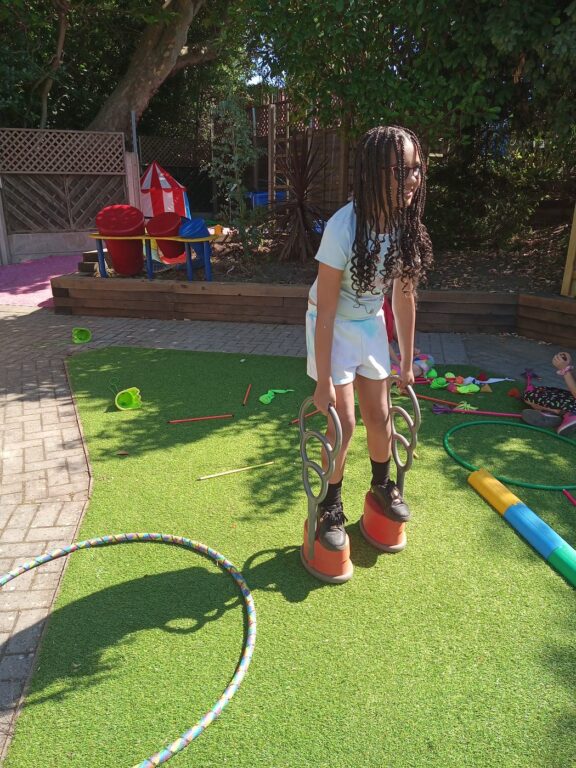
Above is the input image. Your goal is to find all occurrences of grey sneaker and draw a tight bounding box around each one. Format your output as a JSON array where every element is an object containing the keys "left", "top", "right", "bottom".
[
  {"left": 370, "top": 480, "right": 411, "bottom": 523},
  {"left": 317, "top": 501, "right": 348, "bottom": 551},
  {"left": 521, "top": 409, "right": 562, "bottom": 428}
]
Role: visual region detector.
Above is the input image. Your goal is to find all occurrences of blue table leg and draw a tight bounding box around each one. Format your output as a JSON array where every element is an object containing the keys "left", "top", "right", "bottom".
[
  {"left": 144, "top": 239, "right": 154, "bottom": 280},
  {"left": 185, "top": 243, "right": 194, "bottom": 281},
  {"left": 96, "top": 238, "right": 107, "bottom": 278},
  {"left": 203, "top": 242, "right": 212, "bottom": 281}
]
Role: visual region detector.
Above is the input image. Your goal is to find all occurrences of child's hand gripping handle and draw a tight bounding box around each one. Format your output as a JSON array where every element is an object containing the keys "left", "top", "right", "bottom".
[
  {"left": 299, "top": 397, "right": 342, "bottom": 560},
  {"left": 388, "top": 380, "right": 421, "bottom": 495}
]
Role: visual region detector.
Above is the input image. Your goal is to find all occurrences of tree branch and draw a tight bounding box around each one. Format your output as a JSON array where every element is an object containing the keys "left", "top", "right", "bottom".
[
  {"left": 171, "top": 43, "right": 219, "bottom": 75},
  {"left": 33, "top": 0, "right": 70, "bottom": 128}
]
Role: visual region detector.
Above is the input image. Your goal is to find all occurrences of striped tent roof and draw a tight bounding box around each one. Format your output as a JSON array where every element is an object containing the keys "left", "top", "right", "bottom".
[
  {"left": 140, "top": 161, "right": 186, "bottom": 191},
  {"left": 139, "top": 161, "right": 190, "bottom": 217}
]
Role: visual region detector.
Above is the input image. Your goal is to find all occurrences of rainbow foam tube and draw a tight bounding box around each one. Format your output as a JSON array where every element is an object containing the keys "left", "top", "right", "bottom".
[
  {"left": 502, "top": 502, "right": 565, "bottom": 560},
  {"left": 547, "top": 542, "right": 576, "bottom": 588},
  {"left": 467, "top": 468, "right": 521, "bottom": 515}
]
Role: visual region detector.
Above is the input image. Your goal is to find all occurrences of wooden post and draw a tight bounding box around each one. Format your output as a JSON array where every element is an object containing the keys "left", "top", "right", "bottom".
[
  {"left": 267, "top": 103, "right": 276, "bottom": 203},
  {"left": 124, "top": 152, "right": 142, "bottom": 210},
  {"left": 0, "top": 177, "right": 11, "bottom": 265},
  {"left": 251, "top": 106, "right": 258, "bottom": 192},
  {"left": 560, "top": 202, "right": 576, "bottom": 298},
  {"left": 337, "top": 114, "right": 351, "bottom": 205}
]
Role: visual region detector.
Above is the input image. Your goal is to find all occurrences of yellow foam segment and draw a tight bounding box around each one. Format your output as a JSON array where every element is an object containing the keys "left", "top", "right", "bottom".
[{"left": 467, "top": 468, "right": 521, "bottom": 516}]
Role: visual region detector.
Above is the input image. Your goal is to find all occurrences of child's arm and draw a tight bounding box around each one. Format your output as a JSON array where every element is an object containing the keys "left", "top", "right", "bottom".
[
  {"left": 314, "top": 262, "right": 343, "bottom": 413},
  {"left": 553, "top": 352, "right": 576, "bottom": 398},
  {"left": 392, "top": 277, "right": 416, "bottom": 389}
]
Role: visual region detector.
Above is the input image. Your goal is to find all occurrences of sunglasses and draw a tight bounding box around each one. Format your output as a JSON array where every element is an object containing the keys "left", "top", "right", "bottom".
[{"left": 384, "top": 164, "right": 423, "bottom": 181}]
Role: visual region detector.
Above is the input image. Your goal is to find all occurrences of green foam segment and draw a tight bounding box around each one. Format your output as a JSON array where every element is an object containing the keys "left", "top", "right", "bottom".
[{"left": 547, "top": 542, "right": 576, "bottom": 588}]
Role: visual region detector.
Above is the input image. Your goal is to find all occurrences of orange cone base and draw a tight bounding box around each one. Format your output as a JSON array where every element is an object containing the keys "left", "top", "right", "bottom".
[
  {"left": 300, "top": 520, "right": 353, "bottom": 584},
  {"left": 360, "top": 492, "right": 407, "bottom": 552}
]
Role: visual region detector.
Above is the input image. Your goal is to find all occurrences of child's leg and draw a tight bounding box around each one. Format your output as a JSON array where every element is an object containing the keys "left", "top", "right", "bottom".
[
  {"left": 323, "top": 382, "right": 356, "bottom": 482},
  {"left": 317, "top": 381, "right": 356, "bottom": 551},
  {"left": 353, "top": 374, "right": 391, "bottom": 461},
  {"left": 523, "top": 386, "right": 570, "bottom": 415},
  {"left": 354, "top": 374, "right": 410, "bottom": 521}
]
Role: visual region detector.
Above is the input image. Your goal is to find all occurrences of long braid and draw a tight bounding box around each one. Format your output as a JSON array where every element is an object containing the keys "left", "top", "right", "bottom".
[{"left": 351, "top": 126, "right": 433, "bottom": 296}]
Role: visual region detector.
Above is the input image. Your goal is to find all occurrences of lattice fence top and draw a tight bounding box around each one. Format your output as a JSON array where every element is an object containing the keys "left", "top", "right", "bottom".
[
  {"left": 0, "top": 129, "right": 125, "bottom": 175},
  {"left": 139, "top": 135, "right": 211, "bottom": 167}
]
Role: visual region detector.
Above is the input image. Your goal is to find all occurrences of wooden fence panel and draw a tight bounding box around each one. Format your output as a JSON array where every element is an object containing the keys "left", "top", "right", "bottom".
[{"left": 0, "top": 128, "right": 128, "bottom": 238}]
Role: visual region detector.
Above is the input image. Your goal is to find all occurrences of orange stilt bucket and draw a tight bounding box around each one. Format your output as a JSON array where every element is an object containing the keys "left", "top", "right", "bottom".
[
  {"left": 360, "top": 491, "right": 407, "bottom": 552},
  {"left": 300, "top": 520, "right": 353, "bottom": 584}
]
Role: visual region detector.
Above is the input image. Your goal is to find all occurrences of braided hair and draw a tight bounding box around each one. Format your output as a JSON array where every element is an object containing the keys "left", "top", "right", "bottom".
[{"left": 351, "top": 125, "right": 433, "bottom": 296}]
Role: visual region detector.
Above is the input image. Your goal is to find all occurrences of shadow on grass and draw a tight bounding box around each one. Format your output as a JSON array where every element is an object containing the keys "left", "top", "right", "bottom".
[
  {"left": 0, "top": 563, "right": 241, "bottom": 714},
  {"left": 0, "top": 542, "right": 325, "bottom": 716}
]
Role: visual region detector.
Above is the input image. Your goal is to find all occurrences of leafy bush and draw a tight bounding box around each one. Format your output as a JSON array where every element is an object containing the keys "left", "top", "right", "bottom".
[{"left": 425, "top": 139, "right": 575, "bottom": 250}]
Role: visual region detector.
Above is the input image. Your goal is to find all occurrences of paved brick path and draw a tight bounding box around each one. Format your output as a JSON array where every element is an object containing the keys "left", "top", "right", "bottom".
[{"left": 0, "top": 303, "right": 573, "bottom": 762}]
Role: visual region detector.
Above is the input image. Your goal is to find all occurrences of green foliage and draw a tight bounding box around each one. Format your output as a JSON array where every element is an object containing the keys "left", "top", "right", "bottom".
[
  {"left": 239, "top": 0, "right": 576, "bottom": 145},
  {"left": 206, "top": 96, "right": 262, "bottom": 249},
  {"left": 0, "top": 0, "right": 245, "bottom": 130},
  {"left": 425, "top": 136, "right": 575, "bottom": 250}
]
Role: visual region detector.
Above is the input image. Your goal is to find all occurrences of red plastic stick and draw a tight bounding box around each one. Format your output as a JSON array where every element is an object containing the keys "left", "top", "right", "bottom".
[
  {"left": 449, "top": 408, "right": 522, "bottom": 418},
  {"left": 168, "top": 414, "right": 234, "bottom": 424},
  {"left": 242, "top": 383, "right": 252, "bottom": 406},
  {"left": 291, "top": 408, "right": 320, "bottom": 424},
  {"left": 563, "top": 489, "right": 576, "bottom": 507}
]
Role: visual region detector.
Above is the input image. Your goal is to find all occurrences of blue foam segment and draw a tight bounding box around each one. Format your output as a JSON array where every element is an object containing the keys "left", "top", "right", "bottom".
[{"left": 503, "top": 502, "right": 566, "bottom": 560}]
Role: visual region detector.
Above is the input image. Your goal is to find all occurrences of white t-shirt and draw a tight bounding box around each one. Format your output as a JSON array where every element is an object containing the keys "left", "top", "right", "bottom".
[{"left": 308, "top": 201, "right": 392, "bottom": 320}]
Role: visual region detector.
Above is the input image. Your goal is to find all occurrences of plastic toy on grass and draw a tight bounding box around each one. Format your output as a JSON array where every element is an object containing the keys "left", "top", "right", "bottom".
[
  {"left": 298, "top": 396, "right": 352, "bottom": 583},
  {"left": 72, "top": 327, "right": 92, "bottom": 344},
  {"left": 115, "top": 386, "right": 142, "bottom": 411},
  {"left": 259, "top": 388, "right": 294, "bottom": 405},
  {"left": 360, "top": 380, "right": 421, "bottom": 552},
  {"left": 468, "top": 469, "right": 576, "bottom": 588},
  {"left": 432, "top": 403, "right": 522, "bottom": 419},
  {"left": 521, "top": 368, "right": 541, "bottom": 393},
  {"left": 0, "top": 533, "right": 256, "bottom": 767}
]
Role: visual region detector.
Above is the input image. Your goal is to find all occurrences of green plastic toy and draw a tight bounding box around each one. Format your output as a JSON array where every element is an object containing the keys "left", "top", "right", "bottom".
[
  {"left": 430, "top": 377, "right": 448, "bottom": 389},
  {"left": 115, "top": 387, "right": 142, "bottom": 411},
  {"left": 258, "top": 388, "right": 294, "bottom": 405},
  {"left": 72, "top": 327, "right": 92, "bottom": 344}
]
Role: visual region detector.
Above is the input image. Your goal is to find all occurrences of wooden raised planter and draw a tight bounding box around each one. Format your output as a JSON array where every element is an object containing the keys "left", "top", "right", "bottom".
[
  {"left": 517, "top": 294, "right": 576, "bottom": 347},
  {"left": 51, "top": 273, "right": 575, "bottom": 344},
  {"left": 51, "top": 274, "right": 309, "bottom": 324}
]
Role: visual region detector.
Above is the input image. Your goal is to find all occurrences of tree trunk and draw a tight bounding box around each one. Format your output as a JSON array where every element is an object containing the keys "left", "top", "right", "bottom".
[{"left": 87, "top": 0, "right": 207, "bottom": 135}]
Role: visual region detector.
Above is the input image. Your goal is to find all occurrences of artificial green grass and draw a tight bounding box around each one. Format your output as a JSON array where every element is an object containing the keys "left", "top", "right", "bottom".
[{"left": 5, "top": 348, "right": 576, "bottom": 768}]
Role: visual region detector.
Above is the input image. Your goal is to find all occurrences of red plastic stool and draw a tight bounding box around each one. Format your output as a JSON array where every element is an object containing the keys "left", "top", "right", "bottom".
[
  {"left": 300, "top": 520, "right": 353, "bottom": 584},
  {"left": 360, "top": 491, "right": 407, "bottom": 552}
]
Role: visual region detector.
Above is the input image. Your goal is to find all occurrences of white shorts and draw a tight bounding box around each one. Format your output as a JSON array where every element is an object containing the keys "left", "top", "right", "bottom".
[{"left": 306, "top": 307, "right": 391, "bottom": 385}]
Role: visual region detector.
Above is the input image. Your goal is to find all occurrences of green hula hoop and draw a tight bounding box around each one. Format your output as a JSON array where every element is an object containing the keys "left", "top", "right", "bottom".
[
  {"left": 443, "top": 420, "right": 576, "bottom": 491},
  {"left": 0, "top": 533, "right": 256, "bottom": 768}
]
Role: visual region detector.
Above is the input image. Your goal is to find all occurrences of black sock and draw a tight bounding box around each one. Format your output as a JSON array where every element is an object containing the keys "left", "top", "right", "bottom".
[
  {"left": 323, "top": 479, "right": 342, "bottom": 506},
  {"left": 370, "top": 458, "right": 390, "bottom": 487}
]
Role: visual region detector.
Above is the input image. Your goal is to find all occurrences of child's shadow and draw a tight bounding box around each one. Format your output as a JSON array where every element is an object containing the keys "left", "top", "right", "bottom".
[{"left": 0, "top": 564, "right": 241, "bottom": 713}]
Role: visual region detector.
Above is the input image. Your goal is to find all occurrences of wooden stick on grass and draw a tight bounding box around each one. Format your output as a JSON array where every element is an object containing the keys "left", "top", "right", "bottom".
[
  {"left": 197, "top": 460, "right": 275, "bottom": 480},
  {"left": 242, "top": 384, "right": 252, "bottom": 406}
]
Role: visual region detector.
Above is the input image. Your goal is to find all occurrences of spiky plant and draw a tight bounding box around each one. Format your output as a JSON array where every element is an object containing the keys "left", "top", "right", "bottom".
[{"left": 273, "top": 132, "right": 329, "bottom": 262}]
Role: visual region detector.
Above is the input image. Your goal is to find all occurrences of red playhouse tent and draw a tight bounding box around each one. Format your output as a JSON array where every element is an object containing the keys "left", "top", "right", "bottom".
[{"left": 140, "top": 161, "right": 191, "bottom": 218}]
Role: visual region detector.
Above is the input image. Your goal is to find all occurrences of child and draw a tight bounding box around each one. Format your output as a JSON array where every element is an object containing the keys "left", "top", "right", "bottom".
[
  {"left": 383, "top": 295, "right": 434, "bottom": 378},
  {"left": 306, "top": 125, "right": 433, "bottom": 550},
  {"left": 521, "top": 352, "right": 576, "bottom": 436}
]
